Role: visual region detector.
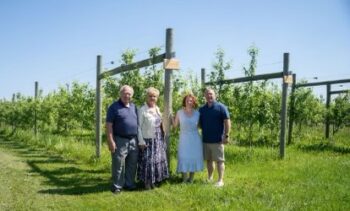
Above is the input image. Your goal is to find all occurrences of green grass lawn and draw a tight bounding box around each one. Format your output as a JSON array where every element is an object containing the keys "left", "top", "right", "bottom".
[{"left": 0, "top": 129, "right": 349, "bottom": 210}]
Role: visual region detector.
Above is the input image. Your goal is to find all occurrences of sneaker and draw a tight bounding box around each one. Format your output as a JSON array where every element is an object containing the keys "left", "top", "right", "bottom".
[
  {"left": 206, "top": 177, "right": 213, "bottom": 183},
  {"left": 111, "top": 188, "right": 122, "bottom": 194},
  {"left": 214, "top": 181, "right": 224, "bottom": 187}
]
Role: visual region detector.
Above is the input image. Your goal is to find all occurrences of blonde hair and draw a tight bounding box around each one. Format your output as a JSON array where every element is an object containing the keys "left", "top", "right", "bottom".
[{"left": 145, "top": 87, "right": 160, "bottom": 97}]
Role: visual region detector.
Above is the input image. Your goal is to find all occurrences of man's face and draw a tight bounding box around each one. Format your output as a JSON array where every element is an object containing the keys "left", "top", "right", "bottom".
[
  {"left": 205, "top": 90, "right": 216, "bottom": 103},
  {"left": 120, "top": 88, "right": 132, "bottom": 104}
]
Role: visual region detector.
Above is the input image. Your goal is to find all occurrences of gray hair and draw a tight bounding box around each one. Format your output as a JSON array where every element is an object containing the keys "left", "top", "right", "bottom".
[
  {"left": 119, "top": 85, "right": 134, "bottom": 96},
  {"left": 204, "top": 87, "right": 215, "bottom": 95}
]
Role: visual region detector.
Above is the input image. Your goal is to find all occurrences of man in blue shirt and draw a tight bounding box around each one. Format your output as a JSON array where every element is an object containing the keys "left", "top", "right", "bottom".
[
  {"left": 106, "top": 85, "right": 138, "bottom": 194},
  {"left": 199, "top": 87, "right": 231, "bottom": 187}
]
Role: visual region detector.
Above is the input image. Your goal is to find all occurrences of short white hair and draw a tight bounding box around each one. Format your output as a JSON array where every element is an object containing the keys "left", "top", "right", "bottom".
[{"left": 119, "top": 85, "right": 134, "bottom": 96}]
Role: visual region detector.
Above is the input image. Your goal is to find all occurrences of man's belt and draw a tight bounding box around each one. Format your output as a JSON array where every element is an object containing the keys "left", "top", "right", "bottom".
[{"left": 115, "top": 134, "right": 137, "bottom": 139}]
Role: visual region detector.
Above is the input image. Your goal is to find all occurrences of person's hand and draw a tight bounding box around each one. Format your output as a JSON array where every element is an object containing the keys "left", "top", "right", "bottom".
[
  {"left": 170, "top": 113, "right": 175, "bottom": 125},
  {"left": 108, "top": 140, "right": 116, "bottom": 153},
  {"left": 221, "top": 135, "right": 229, "bottom": 145},
  {"left": 139, "top": 144, "right": 147, "bottom": 151}
]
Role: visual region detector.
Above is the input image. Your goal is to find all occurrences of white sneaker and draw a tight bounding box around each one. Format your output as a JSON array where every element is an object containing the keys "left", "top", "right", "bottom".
[
  {"left": 206, "top": 177, "right": 213, "bottom": 183},
  {"left": 214, "top": 181, "right": 224, "bottom": 187}
]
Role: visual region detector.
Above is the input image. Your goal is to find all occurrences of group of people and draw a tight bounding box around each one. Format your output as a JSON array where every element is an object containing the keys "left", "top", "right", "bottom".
[{"left": 106, "top": 85, "right": 231, "bottom": 194}]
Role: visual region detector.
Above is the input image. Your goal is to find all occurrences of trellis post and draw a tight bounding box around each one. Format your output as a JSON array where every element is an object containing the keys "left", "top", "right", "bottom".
[
  {"left": 287, "top": 73, "right": 296, "bottom": 145},
  {"left": 164, "top": 28, "right": 173, "bottom": 171},
  {"left": 95, "top": 55, "right": 102, "bottom": 158},
  {"left": 34, "top": 81, "right": 38, "bottom": 136},
  {"left": 201, "top": 68, "right": 206, "bottom": 88},
  {"left": 279, "top": 53, "right": 289, "bottom": 158},
  {"left": 325, "top": 83, "right": 331, "bottom": 139}
]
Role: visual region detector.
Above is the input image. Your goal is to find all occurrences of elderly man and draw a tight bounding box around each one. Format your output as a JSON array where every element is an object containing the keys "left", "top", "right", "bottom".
[
  {"left": 199, "top": 87, "right": 231, "bottom": 187},
  {"left": 106, "top": 85, "right": 138, "bottom": 194}
]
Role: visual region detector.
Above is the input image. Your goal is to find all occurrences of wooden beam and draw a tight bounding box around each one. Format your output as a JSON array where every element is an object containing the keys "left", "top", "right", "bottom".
[
  {"left": 329, "top": 90, "right": 350, "bottom": 95},
  {"left": 201, "top": 68, "right": 206, "bottom": 88},
  {"left": 34, "top": 81, "right": 38, "bottom": 136},
  {"left": 205, "top": 72, "right": 283, "bottom": 85},
  {"left": 164, "top": 28, "right": 174, "bottom": 173},
  {"left": 95, "top": 55, "right": 102, "bottom": 158},
  {"left": 296, "top": 79, "right": 350, "bottom": 88},
  {"left": 325, "top": 84, "right": 331, "bottom": 139},
  {"left": 99, "top": 52, "right": 175, "bottom": 79},
  {"left": 279, "top": 53, "right": 289, "bottom": 159},
  {"left": 287, "top": 73, "right": 296, "bottom": 145}
]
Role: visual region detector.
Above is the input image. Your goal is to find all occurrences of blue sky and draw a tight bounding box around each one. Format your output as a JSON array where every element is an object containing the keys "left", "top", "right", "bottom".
[{"left": 1, "top": 0, "right": 350, "bottom": 100}]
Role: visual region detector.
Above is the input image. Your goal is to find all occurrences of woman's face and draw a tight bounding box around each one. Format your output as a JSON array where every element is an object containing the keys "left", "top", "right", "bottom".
[
  {"left": 147, "top": 93, "right": 158, "bottom": 106},
  {"left": 185, "top": 96, "right": 194, "bottom": 108}
]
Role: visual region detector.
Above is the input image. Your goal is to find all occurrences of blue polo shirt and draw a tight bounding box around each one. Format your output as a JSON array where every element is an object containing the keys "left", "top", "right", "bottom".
[
  {"left": 106, "top": 99, "right": 138, "bottom": 137},
  {"left": 199, "top": 101, "right": 230, "bottom": 143}
]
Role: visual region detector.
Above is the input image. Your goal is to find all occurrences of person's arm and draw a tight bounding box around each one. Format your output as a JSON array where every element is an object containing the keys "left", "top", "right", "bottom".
[
  {"left": 106, "top": 105, "right": 116, "bottom": 153},
  {"left": 106, "top": 122, "right": 116, "bottom": 152},
  {"left": 222, "top": 119, "right": 231, "bottom": 144},
  {"left": 197, "top": 109, "right": 202, "bottom": 129},
  {"left": 137, "top": 107, "right": 146, "bottom": 150},
  {"left": 172, "top": 111, "right": 180, "bottom": 128}
]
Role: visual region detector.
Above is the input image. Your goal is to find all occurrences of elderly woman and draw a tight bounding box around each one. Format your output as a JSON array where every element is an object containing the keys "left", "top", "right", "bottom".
[{"left": 137, "top": 87, "right": 169, "bottom": 189}]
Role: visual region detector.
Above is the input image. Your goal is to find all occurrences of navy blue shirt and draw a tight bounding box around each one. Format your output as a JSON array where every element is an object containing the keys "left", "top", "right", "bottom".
[
  {"left": 106, "top": 99, "right": 138, "bottom": 137},
  {"left": 199, "top": 101, "right": 230, "bottom": 143}
]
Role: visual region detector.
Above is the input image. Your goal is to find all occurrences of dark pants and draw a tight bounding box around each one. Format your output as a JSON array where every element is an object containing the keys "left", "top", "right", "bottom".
[{"left": 111, "top": 136, "right": 138, "bottom": 189}]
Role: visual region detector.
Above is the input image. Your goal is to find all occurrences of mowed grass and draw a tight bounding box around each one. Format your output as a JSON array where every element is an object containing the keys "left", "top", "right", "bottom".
[{"left": 0, "top": 128, "right": 349, "bottom": 210}]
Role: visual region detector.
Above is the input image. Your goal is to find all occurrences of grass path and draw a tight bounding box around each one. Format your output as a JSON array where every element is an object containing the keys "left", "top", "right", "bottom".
[
  {"left": 1, "top": 131, "right": 350, "bottom": 210},
  {"left": 0, "top": 135, "right": 114, "bottom": 211}
]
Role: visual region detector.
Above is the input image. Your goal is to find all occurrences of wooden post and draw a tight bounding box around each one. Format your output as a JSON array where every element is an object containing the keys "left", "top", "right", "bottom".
[
  {"left": 325, "top": 83, "right": 331, "bottom": 139},
  {"left": 34, "top": 81, "right": 38, "bottom": 136},
  {"left": 164, "top": 28, "right": 173, "bottom": 172},
  {"left": 201, "top": 68, "right": 206, "bottom": 88},
  {"left": 287, "top": 73, "right": 296, "bottom": 145},
  {"left": 96, "top": 55, "right": 102, "bottom": 158},
  {"left": 279, "top": 53, "right": 289, "bottom": 158},
  {"left": 11, "top": 93, "right": 15, "bottom": 130}
]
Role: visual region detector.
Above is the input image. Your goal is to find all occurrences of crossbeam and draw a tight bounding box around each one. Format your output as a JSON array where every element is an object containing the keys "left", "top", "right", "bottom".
[
  {"left": 296, "top": 79, "right": 350, "bottom": 88},
  {"left": 205, "top": 72, "right": 284, "bottom": 85},
  {"left": 99, "top": 52, "right": 175, "bottom": 79},
  {"left": 330, "top": 90, "right": 350, "bottom": 95}
]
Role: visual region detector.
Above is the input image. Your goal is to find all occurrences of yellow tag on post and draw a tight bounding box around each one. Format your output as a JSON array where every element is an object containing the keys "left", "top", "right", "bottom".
[
  {"left": 163, "top": 59, "right": 180, "bottom": 70},
  {"left": 284, "top": 75, "right": 293, "bottom": 84}
]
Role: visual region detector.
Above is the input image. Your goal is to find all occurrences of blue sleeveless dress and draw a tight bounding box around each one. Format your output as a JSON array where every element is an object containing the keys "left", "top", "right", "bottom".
[{"left": 177, "top": 109, "right": 204, "bottom": 173}]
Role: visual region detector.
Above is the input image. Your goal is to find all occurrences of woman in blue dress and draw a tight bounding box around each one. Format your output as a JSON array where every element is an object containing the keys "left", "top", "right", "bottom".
[{"left": 173, "top": 93, "right": 204, "bottom": 182}]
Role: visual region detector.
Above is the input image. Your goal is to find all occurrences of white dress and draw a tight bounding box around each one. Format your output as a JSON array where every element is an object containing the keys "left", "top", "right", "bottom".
[{"left": 176, "top": 109, "right": 204, "bottom": 173}]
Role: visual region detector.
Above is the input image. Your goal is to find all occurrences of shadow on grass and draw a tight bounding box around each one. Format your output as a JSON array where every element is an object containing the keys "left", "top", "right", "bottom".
[
  {"left": 297, "top": 142, "right": 350, "bottom": 154},
  {"left": 0, "top": 130, "right": 111, "bottom": 195},
  {"left": 0, "top": 129, "right": 185, "bottom": 194}
]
